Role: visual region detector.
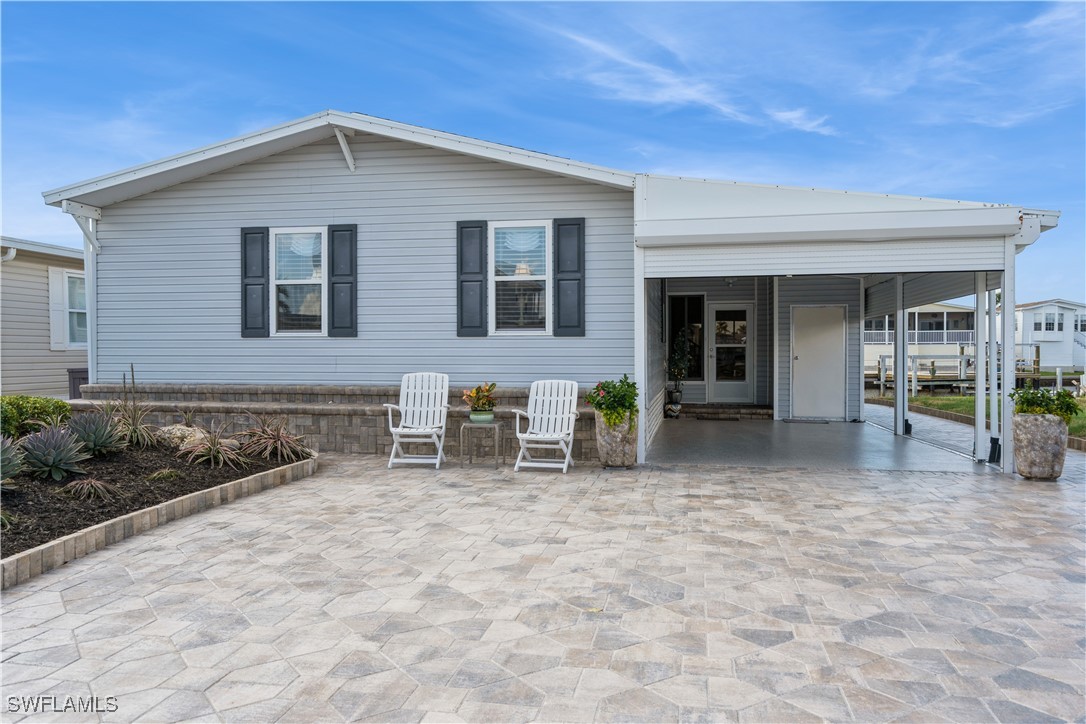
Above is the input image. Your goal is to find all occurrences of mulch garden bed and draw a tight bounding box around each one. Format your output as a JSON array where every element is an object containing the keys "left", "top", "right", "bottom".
[{"left": 2, "top": 447, "right": 278, "bottom": 558}]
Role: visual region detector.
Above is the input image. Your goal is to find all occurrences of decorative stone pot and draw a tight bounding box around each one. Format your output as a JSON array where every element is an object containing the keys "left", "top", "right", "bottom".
[
  {"left": 594, "top": 410, "right": 637, "bottom": 468},
  {"left": 469, "top": 411, "right": 495, "bottom": 424},
  {"left": 1013, "top": 414, "right": 1069, "bottom": 480}
]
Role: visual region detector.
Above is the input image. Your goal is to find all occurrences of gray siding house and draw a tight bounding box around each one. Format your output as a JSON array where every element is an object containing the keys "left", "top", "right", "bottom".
[
  {"left": 43, "top": 111, "right": 1058, "bottom": 471},
  {"left": 0, "top": 237, "right": 88, "bottom": 398}
]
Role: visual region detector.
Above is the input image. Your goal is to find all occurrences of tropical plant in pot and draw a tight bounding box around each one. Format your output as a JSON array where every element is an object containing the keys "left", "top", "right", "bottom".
[
  {"left": 585, "top": 374, "right": 639, "bottom": 467},
  {"left": 1009, "top": 387, "right": 1081, "bottom": 480},
  {"left": 666, "top": 328, "right": 693, "bottom": 417},
  {"left": 463, "top": 382, "right": 498, "bottom": 424}
]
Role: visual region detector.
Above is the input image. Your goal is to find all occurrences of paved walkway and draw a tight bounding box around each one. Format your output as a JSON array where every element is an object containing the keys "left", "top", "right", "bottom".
[{"left": 2, "top": 456, "right": 1084, "bottom": 723}]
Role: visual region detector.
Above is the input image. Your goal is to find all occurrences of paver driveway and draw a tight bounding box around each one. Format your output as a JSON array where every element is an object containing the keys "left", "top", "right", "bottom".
[{"left": 2, "top": 455, "right": 1084, "bottom": 723}]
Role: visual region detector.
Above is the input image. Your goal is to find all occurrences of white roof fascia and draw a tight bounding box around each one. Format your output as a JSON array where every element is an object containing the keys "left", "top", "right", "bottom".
[
  {"left": 634, "top": 206, "right": 1024, "bottom": 247},
  {"left": 1016, "top": 298, "right": 1085, "bottom": 310},
  {"left": 335, "top": 112, "right": 635, "bottom": 189},
  {"left": 0, "top": 236, "right": 83, "bottom": 261},
  {"left": 43, "top": 111, "right": 337, "bottom": 207},
  {"left": 43, "top": 110, "right": 635, "bottom": 209}
]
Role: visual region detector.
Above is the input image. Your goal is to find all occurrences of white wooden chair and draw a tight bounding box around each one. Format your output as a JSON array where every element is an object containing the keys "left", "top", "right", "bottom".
[
  {"left": 384, "top": 372, "right": 450, "bottom": 469},
  {"left": 512, "top": 380, "right": 579, "bottom": 473}
]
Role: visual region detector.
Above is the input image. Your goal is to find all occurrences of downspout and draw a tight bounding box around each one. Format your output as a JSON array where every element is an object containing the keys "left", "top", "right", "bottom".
[{"left": 0, "top": 248, "right": 16, "bottom": 263}]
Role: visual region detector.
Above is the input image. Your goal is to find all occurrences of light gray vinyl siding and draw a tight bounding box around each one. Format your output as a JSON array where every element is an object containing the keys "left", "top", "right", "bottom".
[
  {"left": 644, "top": 278, "right": 665, "bottom": 445},
  {"left": 776, "top": 276, "right": 862, "bottom": 421},
  {"left": 0, "top": 253, "right": 87, "bottom": 398},
  {"left": 663, "top": 276, "right": 772, "bottom": 406},
  {"left": 93, "top": 135, "right": 634, "bottom": 386}
]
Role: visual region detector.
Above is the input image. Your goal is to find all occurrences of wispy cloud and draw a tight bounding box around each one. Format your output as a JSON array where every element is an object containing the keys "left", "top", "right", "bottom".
[
  {"left": 767, "top": 108, "right": 837, "bottom": 137},
  {"left": 556, "top": 31, "right": 754, "bottom": 124}
]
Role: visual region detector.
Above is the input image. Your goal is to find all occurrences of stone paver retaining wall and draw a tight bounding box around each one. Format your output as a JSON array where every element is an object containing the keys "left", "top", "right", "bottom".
[
  {"left": 0, "top": 456, "right": 317, "bottom": 590},
  {"left": 77, "top": 384, "right": 601, "bottom": 460}
]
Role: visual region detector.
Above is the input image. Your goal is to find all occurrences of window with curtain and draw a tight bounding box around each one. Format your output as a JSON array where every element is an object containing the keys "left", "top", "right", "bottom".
[
  {"left": 490, "top": 223, "right": 549, "bottom": 333},
  {"left": 272, "top": 228, "right": 325, "bottom": 333}
]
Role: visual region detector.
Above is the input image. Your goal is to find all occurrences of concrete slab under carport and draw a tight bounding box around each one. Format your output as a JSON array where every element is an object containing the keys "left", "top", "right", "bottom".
[{"left": 648, "top": 417, "right": 994, "bottom": 472}]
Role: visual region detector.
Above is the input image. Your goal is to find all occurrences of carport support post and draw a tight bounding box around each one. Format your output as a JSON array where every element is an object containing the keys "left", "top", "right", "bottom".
[
  {"left": 987, "top": 289, "right": 1001, "bottom": 462},
  {"left": 1000, "top": 218, "right": 1037, "bottom": 474},
  {"left": 893, "top": 275, "right": 908, "bottom": 435},
  {"left": 634, "top": 244, "right": 647, "bottom": 464},
  {"left": 973, "top": 273, "right": 987, "bottom": 461}
]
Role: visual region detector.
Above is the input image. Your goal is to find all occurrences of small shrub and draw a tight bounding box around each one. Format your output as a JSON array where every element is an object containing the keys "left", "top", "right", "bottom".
[
  {"left": 64, "top": 477, "right": 120, "bottom": 502},
  {"left": 179, "top": 423, "right": 248, "bottom": 470},
  {"left": 67, "top": 411, "right": 127, "bottom": 457},
  {"left": 584, "top": 374, "right": 639, "bottom": 428},
  {"left": 0, "top": 396, "right": 72, "bottom": 439},
  {"left": 20, "top": 427, "right": 90, "bottom": 481},
  {"left": 147, "top": 467, "right": 181, "bottom": 481},
  {"left": 114, "top": 399, "right": 158, "bottom": 449},
  {"left": 241, "top": 413, "right": 313, "bottom": 463},
  {"left": 2, "top": 435, "right": 25, "bottom": 482},
  {"left": 0, "top": 508, "right": 14, "bottom": 531},
  {"left": 175, "top": 407, "right": 196, "bottom": 427},
  {"left": 1010, "top": 388, "right": 1081, "bottom": 424}
]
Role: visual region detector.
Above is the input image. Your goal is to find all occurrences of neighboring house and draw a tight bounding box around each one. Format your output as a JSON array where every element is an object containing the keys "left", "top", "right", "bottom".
[
  {"left": 863, "top": 302, "right": 975, "bottom": 376},
  {"left": 1014, "top": 299, "right": 1086, "bottom": 370},
  {"left": 0, "top": 237, "right": 88, "bottom": 398},
  {"left": 41, "top": 110, "right": 1059, "bottom": 472}
]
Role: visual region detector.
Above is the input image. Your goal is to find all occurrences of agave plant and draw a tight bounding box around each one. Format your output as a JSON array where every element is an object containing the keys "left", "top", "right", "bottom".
[
  {"left": 179, "top": 423, "right": 248, "bottom": 470},
  {"left": 1, "top": 434, "right": 24, "bottom": 484},
  {"left": 20, "top": 427, "right": 90, "bottom": 481},
  {"left": 67, "top": 411, "right": 127, "bottom": 457},
  {"left": 241, "top": 412, "right": 313, "bottom": 463},
  {"left": 63, "top": 477, "right": 121, "bottom": 502}
]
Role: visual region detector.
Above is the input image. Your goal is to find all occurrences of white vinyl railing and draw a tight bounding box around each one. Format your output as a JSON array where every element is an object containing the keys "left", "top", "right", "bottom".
[{"left": 863, "top": 330, "right": 976, "bottom": 345}]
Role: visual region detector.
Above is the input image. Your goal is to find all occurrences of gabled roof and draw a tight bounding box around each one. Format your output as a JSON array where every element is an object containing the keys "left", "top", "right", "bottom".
[
  {"left": 43, "top": 110, "right": 636, "bottom": 209},
  {"left": 0, "top": 236, "right": 83, "bottom": 261},
  {"left": 1016, "top": 298, "right": 1086, "bottom": 310}
]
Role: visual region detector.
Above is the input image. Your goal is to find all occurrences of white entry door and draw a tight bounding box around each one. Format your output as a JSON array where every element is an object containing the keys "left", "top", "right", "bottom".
[
  {"left": 708, "top": 303, "right": 755, "bottom": 403},
  {"left": 791, "top": 305, "right": 846, "bottom": 419}
]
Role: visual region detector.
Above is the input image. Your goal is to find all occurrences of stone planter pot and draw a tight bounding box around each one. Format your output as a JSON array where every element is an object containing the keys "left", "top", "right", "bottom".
[
  {"left": 594, "top": 410, "right": 637, "bottom": 468},
  {"left": 1013, "top": 413, "right": 1069, "bottom": 480}
]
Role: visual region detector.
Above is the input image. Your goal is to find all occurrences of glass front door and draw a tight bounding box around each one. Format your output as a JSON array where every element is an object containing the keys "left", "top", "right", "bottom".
[{"left": 708, "top": 303, "right": 755, "bottom": 403}]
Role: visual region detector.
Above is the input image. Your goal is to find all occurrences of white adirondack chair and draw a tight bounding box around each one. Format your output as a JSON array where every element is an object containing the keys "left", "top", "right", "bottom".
[
  {"left": 384, "top": 372, "right": 450, "bottom": 469},
  {"left": 512, "top": 380, "right": 580, "bottom": 473}
]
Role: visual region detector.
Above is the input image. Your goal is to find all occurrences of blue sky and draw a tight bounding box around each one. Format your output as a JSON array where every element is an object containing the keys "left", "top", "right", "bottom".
[{"left": 2, "top": 1, "right": 1083, "bottom": 302}]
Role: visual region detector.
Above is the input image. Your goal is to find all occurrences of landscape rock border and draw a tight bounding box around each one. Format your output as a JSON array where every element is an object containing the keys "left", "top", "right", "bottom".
[{"left": 0, "top": 455, "right": 318, "bottom": 590}]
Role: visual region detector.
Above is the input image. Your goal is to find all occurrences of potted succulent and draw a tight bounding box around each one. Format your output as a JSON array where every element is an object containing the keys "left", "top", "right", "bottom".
[
  {"left": 463, "top": 382, "right": 498, "bottom": 424},
  {"left": 585, "top": 374, "right": 638, "bottom": 467},
  {"left": 666, "top": 328, "right": 693, "bottom": 418},
  {"left": 1009, "top": 387, "right": 1080, "bottom": 480}
]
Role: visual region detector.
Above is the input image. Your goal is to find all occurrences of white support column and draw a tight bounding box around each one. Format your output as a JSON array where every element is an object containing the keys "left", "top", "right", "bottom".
[
  {"left": 773, "top": 277, "right": 780, "bottom": 420},
  {"left": 987, "top": 288, "right": 1000, "bottom": 462},
  {"left": 634, "top": 245, "right": 647, "bottom": 464},
  {"left": 943, "top": 311, "right": 948, "bottom": 344},
  {"left": 894, "top": 275, "right": 907, "bottom": 435},
  {"left": 974, "top": 273, "right": 987, "bottom": 461},
  {"left": 857, "top": 277, "right": 865, "bottom": 422},
  {"left": 1001, "top": 218, "right": 1039, "bottom": 474}
]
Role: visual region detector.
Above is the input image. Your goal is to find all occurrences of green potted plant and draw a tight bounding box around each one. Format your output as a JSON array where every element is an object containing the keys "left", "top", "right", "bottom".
[
  {"left": 585, "top": 374, "right": 638, "bottom": 467},
  {"left": 463, "top": 382, "right": 498, "bottom": 424},
  {"left": 1009, "top": 387, "right": 1081, "bottom": 480},
  {"left": 666, "top": 328, "right": 693, "bottom": 418}
]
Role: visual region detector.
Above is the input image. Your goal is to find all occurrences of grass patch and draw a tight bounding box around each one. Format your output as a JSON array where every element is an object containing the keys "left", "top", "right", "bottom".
[{"left": 906, "top": 395, "right": 1086, "bottom": 437}]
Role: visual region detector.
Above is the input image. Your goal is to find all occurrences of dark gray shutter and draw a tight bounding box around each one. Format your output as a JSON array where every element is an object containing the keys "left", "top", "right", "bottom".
[
  {"left": 241, "top": 227, "right": 269, "bottom": 338},
  {"left": 327, "top": 224, "right": 357, "bottom": 337},
  {"left": 553, "top": 218, "right": 586, "bottom": 337},
  {"left": 457, "top": 221, "right": 488, "bottom": 337}
]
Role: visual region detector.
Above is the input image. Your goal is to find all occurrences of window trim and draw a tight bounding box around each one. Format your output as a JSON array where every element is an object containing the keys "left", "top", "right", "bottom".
[
  {"left": 269, "top": 226, "right": 327, "bottom": 337},
  {"left": 487, "top": 219, "right": 553, "bottom": 336},
  {"left": 48, "top": 266, "right": 87, "bottom": 351}
]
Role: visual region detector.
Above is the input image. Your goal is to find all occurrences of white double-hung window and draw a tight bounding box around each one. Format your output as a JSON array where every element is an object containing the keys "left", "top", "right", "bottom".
[
  {"left": 489, "top": 221, "right": 552, "bottom": 334},
  {"left": 48, "top": 268, "right": 87, "bottom": 350},
  {"left": 271, "top": 227, "right": 326, "bottom": 335}
]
